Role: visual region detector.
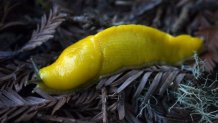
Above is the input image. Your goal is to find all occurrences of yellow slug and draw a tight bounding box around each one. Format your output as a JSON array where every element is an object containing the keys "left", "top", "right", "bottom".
[{"left": 38, "top": 24, "right": 203, "bottom": 92}]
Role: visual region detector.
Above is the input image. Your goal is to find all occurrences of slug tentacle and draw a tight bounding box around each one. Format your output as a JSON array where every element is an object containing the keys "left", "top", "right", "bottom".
[{"left": 38, "top": 24, "right": 203, "bottom": 92}]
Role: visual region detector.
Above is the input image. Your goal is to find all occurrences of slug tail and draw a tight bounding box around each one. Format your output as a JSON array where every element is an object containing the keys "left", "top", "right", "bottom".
[{"left": 167, "top": 35, "right": 203, "bottom": 64}]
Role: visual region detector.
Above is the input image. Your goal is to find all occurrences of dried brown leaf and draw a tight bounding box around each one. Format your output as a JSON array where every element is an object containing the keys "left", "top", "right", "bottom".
[{"left": 196, "top": 26, "right": 218, "bottom": 71}]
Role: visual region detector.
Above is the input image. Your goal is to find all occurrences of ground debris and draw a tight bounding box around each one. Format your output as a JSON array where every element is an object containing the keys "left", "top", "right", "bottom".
[{"left": 0, "top": 0, "right": 218, "bottom": 123}]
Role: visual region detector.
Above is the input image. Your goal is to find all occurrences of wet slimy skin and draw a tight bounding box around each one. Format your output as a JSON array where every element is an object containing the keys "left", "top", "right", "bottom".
[{"left": 38, "top": 24, "right": 203, "bottom": 92}]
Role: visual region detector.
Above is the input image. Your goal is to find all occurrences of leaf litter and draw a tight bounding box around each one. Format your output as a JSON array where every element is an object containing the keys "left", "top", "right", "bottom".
[{"left": 0, "top": 0, "right": 218, "bottom": 123}]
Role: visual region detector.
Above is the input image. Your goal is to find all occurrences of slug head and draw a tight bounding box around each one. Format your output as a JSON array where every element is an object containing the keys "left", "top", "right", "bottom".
[{"left": 38, "top": 36, "right": 102, "bottom": 92}]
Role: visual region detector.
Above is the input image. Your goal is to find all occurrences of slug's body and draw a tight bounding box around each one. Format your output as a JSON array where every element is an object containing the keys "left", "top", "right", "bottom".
[{"left": 39, "top": 25, "right": 202, "bottom": 91}]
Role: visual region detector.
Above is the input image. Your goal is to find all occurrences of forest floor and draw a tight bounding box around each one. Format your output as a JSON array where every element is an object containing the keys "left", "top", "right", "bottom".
[{"left": 0, "top": 0, "right": 218, "bottom": 123}]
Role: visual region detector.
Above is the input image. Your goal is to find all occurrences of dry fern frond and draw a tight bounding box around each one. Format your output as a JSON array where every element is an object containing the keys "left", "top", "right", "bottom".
[
  {"left": 0, "top": 5, "right": 66, "bottom": 59},
  {"left": 96, "top": 65, "right": 195, "bottom": 122},
  {"left": 34, "top": 87, "right": 101, "bottom": 122},
  {"left": 0, "top": 61, "right": 32, "bottom": 91},
  {"left": 19, "top": 5, "right": 66, "bottom": 52},
  {"left": 0, "top": 89, "right": 53, "bottom": 122},
  {"left": 97, "top": 66, "right": 193, "bottom": 99},
  {"left": 0, "top": 89, "right": 98, "bottom": 122}
]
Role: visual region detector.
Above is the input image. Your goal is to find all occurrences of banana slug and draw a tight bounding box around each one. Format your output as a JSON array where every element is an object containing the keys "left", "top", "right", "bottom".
[{"left": 38, "top": 24, "right": 203, "bottom": 92}]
